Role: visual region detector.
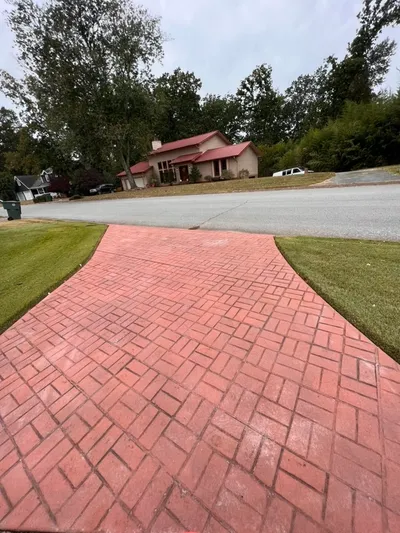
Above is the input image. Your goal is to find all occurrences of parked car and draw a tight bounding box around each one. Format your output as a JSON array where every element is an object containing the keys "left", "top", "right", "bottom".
[
  {"left": 89, "top": 184, "right": 116, "bottom": 195},
  {"left": 273, "top": 167, "right": 314, "bottom": 177}
]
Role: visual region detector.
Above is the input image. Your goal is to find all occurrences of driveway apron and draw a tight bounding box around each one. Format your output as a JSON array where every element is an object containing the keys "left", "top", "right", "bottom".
[{"left": 0, "top": 225, "right": 398, "bottom": 533}]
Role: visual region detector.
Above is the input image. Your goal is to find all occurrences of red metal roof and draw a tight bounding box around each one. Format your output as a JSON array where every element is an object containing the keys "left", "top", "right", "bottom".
[
  {"left": 149, "top": 131, "right": 230, "bottom": 155},
  {"left": 194, "top": 142, "right": 261, "bottom": 163},
  {"left": 117, "top": 161, "right": 151, "bottom": 177},
  {"left": 170, "top": 152, "right": 201, "bottom": 165}
]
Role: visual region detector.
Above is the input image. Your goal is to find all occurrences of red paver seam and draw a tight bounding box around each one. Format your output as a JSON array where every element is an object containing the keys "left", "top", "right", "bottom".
[{"left": 0, "top": 225, "right": 399, "bottom": 533}]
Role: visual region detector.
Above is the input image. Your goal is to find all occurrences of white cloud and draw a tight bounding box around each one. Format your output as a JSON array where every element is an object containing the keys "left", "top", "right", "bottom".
[{"left": 1, "top": 0, "right": 400, "bottom": 110}]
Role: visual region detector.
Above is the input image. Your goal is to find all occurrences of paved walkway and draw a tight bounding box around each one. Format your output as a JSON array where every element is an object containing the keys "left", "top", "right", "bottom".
[{"left": 0, "top": 226, "right": 399, "bottom": 533}]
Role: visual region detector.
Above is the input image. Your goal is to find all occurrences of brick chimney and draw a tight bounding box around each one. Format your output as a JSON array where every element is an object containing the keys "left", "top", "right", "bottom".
[{"left": 152, "top": 140, "right": 162, "bottom": 151}]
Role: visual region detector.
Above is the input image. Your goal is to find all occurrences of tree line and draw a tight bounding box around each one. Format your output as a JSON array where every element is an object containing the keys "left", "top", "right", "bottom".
[{"left": 1, "top": 0, "right": 400, "bottom": 197}]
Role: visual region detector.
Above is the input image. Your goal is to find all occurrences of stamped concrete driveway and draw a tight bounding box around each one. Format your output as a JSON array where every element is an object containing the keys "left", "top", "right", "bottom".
[{"left": 0, "top": 226, "right": 399, "bottom": 533}]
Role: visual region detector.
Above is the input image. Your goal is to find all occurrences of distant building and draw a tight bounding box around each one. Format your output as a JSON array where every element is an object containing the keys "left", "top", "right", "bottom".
[{"left": 117, "top": 131, "right": 260, "bottom": 189}]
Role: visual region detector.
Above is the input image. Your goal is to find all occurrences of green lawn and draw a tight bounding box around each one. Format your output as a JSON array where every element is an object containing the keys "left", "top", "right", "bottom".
[
  {"left": 0, "top": 220, "right": 106, "bottom": 332},
  {"left": 276, "top": 237, "right": 400, "bottom": 362},
  {"left": 79, "top": 173, "right": 333, "bottom": 201}
]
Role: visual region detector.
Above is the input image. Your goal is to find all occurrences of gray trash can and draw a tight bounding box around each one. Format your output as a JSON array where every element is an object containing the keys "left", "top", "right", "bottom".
[{"left": 1, "top": 200, "right": 22, "bottom": 220}]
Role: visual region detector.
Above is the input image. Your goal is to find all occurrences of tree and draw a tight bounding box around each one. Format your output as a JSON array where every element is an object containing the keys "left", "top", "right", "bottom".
[
  {"left": 1, "top": 0, "right": 164, "bottom": 185},
  {"left": 189, "top": 165, "right": 202, "bottom": 183},
  {"left": 319, "top": 0, "right": 400, "bottom": 120},
  {"left": 0, "top": 173, "right": 17, "bottom": 201},
  {"left": 200, "top": 94, "right": 242, "bottom": 142},
  {"left": 236, "top": 64, "right": 284, "bottom": 144},
  {"left": 4, "top": 128, "right": 43, "bottom": 175},
  {"left": 154, "top": 68, "right": 202, "bottom": 142},
  {"left": 0, "top": 107, "right": 19, "bottom": 171},
  {"left": 283, "top": 66, "right": 330, "bottom": 140}
]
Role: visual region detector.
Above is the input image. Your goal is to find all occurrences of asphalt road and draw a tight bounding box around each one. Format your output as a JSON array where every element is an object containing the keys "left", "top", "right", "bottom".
[{"left": 20, "top": 183, "right": 400, "bottom": 241}]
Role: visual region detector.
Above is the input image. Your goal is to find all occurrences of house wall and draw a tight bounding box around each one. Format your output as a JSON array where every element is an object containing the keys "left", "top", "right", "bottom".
[
  {"left": 196, "top": 157, "right": 239, "bottom": 180},
  {"left": 121, "top": 168, "right": 153, "bottom": 190},
  {"left": 195, "top": 161, "right": 213, "bottom": 179},
  {"left": 16, "top": 190, "right": 33, "bottom": 201},
  {"left": 149, "top": 134, "right": 230, "bottom": 182},
  {"left": 236, "top": 148, "right": 259, "bottom": 178},
  {"left": 150, "top": 147, "right": 201, "bottom": 182},
  {"left": 200, "top": 136, "right": 230, "bottom": 152}
]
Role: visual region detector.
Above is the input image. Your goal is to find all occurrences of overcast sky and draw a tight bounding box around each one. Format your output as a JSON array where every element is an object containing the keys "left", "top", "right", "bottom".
[{"left": 1, "top": 0, "right": 400, "bottom": 110}]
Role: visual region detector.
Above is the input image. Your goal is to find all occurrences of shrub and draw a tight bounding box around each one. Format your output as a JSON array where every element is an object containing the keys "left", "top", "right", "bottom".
[
  {"left": 238, "top": 168, "right": 250, "bottom": 179},
  {"left": 69, "top": 194, "right": 83, "bottom": 201},
  {"left": 70, "top": 168, "right": 103, "bottom": 196},
  {"left": 149, "top": 173, "right": 160, "bottom": 187},
  {"left": 33, "top": 193, "right": 53, "bottom": 203},
  {"left": 221, "top": 169, "right": 235, "bottom": 180},
  {"left": 204, "top": 175, "right": 213, "bottom": 182},
  {"left": 189, "top": 165, "right": 202, "bottom": 183}
]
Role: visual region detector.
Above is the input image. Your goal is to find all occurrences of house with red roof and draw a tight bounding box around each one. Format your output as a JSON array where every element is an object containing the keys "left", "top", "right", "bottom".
[{"left": 117, "top": 131, "right": 260, "bottom": 189}]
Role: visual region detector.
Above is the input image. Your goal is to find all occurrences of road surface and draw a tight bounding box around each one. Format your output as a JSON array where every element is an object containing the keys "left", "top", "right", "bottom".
[{"left": 20, "top": 183, "right": 400, "bottom": 241}]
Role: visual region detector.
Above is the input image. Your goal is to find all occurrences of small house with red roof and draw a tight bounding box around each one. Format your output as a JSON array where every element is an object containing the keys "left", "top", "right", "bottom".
[{"left": 117, "top": 131, "right": 260, "bottom": 189}]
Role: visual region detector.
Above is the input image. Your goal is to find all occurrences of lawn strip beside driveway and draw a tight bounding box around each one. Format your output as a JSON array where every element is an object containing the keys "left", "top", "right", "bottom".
[
  {"left": 0, "top": 220, "right": 106, "bottom": 332},
  {"left": 276, "top": 236, "right": 400, "bottom": 362}
]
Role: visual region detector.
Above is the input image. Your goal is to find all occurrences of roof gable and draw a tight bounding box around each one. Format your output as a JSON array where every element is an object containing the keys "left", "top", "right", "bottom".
[
  {"left": 117, "top": 161, "right": 151, "bottom": 177},
  {"left": 149, "top": 131, "right": 230, "bottom": 155},
  {"left": 194, "top": 142, "right": 261, "bottom": 163},
  {"left": 14, "top": 175, "right": 40, "bottom": 189}
]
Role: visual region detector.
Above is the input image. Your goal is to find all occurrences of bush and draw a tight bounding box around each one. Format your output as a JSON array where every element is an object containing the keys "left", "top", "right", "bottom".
[
  {"left": 238, "top": 168, "right": 250, "bottom": 179},
  {"left": 33, "top": 193, "right": 53, "bottom": 203},
  {"left": 204, "top": 175, "right": 213, "bottom": 182},
  {"left": 221, "top": 169, "right": 235, "bottom": 180},
  {"left": 70, "top": 168, "right": 104, "bottom": 196},
  {"left": 189, "top": 165, "right": 202, "bottom": 183},
  {"left": 69, "top": 194, "right": 83, "bottom": 201}
]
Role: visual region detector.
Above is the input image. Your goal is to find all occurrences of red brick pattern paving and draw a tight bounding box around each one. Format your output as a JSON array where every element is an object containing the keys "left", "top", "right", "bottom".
[{"left": 0, "top": 225, "right": 399, "bottom": 533}]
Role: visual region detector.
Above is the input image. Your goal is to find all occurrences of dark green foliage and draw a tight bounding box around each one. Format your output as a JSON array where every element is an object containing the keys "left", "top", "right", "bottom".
[
  {"left": 0, "top": 173, "right": 17, "bottom": 201},
  {"left": 200, "top": 95, "right": 242, "bottom": 143},
  {"left": 236, "top": 64, "right": 284, "bottom": 144},
  {"left": 154, "top": 69, "right": 202, "bottom": 143},
  {"left": 33, "top": 193, "right": 52, "bottom": 203},
  {"left": 70, "top": 168, "right": 104, "bottom": 196},
  {"left": 267, "top": 95, "right": 400, "bottom": 173},
  {"left": 189, "top": 165, "right": 202, "bottom": 183}
]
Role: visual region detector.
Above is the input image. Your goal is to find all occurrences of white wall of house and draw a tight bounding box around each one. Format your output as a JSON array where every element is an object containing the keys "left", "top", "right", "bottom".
[
  {"left": 236, "top": 148, "right": 259, "bottom": 178},
  {"left": 121, "top": 169, "right": 153, "bottom": 189},
  {"left": 16, "top": 190, "right": 34, "bottom": 201}
]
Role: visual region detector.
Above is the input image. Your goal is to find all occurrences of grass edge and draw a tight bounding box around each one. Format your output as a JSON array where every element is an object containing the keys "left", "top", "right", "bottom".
[
  {"left": 274, "top": 236, "right": 398, "bottom": 361},
  {"left": 0, "top": 223, "right": 108, "bottom": 334}
]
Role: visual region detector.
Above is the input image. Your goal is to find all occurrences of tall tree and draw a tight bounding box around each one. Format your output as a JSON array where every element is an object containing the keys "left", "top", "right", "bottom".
[
  {"left": 1, "top": 0, "right": 164, "bottom": 183},
  {"left": 236, "top": 64, "right": 284, "bottom": 144},
  {"left": 321, "top": 0, "right": 400, "bottom": 119},
  {"left": 283, "top": 65, "right": 330, "bottom": 140},
  {"left": 0, "top": 107, "right": 19, "bottom": 171},
  {"left": 200, "top": 94, "right": 242, "bottom": 142},
  {"left": 154, "top": 68, "right": 202, "bottom": 142}
]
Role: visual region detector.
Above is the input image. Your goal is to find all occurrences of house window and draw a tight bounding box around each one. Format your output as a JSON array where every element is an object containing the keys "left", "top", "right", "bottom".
[
  {"left": 213, "top": 159, "right": 228, "bottom": 177},
  {"left": 158, "top": 160, "right": 175, "bottom": 183}
]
